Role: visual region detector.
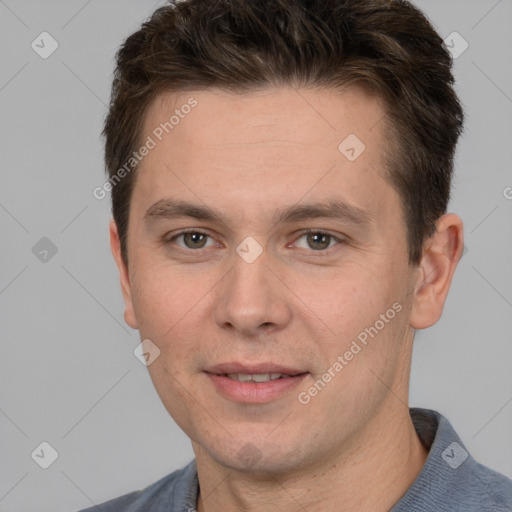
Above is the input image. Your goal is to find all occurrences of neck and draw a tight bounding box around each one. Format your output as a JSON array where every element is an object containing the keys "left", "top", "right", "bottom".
[{"left": 194, "top": 403, "right": 429, "bottom": 512}]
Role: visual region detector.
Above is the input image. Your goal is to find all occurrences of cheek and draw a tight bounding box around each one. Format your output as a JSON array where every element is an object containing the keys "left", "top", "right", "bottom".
[
  {"left": 291, "top": 264, "right": 390, "bottom": 338},
  {"left": 130, "top": 261, "right": 192, "bottom": 346},
  {"left": 293, "top": 260, "right": 410, "bottom": 380},
  {"left": 129, "top": 264, "right": 209, "bottom": 430},
  {"left": 129, "top": 257, "right": 221, "bottom": 367}
]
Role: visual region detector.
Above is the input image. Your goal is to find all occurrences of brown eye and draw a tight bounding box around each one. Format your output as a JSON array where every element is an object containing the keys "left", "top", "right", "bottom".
[
  {"left": 306, "top": 233, "right": 332, "bottom": 251},
  {"left": 167, "top": 230, "right": 215, "bottom": 250},
  {"left": 294, "top": 231, "right": 343, "bottom": 252},
  {"left": 182, "top": 232, "right": 208, "bottom": 249}
]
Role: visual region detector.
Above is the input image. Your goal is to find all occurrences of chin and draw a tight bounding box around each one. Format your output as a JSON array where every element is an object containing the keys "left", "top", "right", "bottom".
[{"left": 198, "top": 434, "right": 313, "bottom": 476}]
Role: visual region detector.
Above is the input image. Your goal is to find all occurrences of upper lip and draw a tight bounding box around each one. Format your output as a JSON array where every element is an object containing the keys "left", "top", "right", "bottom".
[{"left": 205, "top": 362, "right": 307, "bottom": 375}]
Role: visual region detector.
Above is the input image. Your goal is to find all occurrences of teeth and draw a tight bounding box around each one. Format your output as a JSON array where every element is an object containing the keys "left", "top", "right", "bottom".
[
  {"left": 237, "top": 373, "right": 254, "bottom": 382},
  {"left": 226, "top": 373, "right": 285, "bottom": 382},
  {"left": 253, "top": 373, "right": 272, "bottom": 383}
]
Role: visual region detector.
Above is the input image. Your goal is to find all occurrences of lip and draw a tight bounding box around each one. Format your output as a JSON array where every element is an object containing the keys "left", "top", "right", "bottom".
[
  {"left": 205, "top": 362, "right": 309, "bottom": 404},
  {"left": 206, "top": 362, "right": 305, "bottom": 375}
]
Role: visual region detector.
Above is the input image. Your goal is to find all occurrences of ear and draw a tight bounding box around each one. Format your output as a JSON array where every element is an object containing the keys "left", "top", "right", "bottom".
[
  {"left": 109, "top": 219, "right": 138, "bottom": 329},
  {"left": 409, "top": 213, "right": 464, "bottom": 329}
]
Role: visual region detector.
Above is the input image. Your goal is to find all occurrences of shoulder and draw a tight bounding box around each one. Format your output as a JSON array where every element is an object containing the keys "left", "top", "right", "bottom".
[
  {"left": 433, "top": 409, "right": 512, "bottom": 510},
  {"left": 393, "top": 408, "right": 512, "bottom": 512},
  {"left": 464, "top": 459, "right": 512, "bottom": 511},
  {"left": 74, "top": 459, "right": 197, "bottom": 512},
  {"left": 438, "top": 455, "right": 512, "bottom": 511}
]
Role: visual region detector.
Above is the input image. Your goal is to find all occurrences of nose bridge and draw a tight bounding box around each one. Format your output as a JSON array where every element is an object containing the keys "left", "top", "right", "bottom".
[{"left": 214, "top": 244, "right": 291, "bottom": 335}]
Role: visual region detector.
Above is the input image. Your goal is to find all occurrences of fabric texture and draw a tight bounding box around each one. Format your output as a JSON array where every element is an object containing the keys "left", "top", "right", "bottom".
[{"left": 76, "top": 408, "right": 512, "bottom": 512}]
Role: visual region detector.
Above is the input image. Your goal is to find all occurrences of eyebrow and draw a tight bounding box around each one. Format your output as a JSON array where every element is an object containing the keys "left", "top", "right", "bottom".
[{"left": 144, "top": 198, "right": 373, "bottom": 228}]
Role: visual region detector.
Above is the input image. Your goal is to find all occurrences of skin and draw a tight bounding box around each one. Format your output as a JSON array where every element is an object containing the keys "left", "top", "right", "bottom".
[{"left": 110, "top": 86, "right": 464, "bottom": 511}]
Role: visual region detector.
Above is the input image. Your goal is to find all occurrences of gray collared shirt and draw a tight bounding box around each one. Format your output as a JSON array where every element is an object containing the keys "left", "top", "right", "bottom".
[{"left": 77, "top": 408, "right": 512, "bottom": 511}]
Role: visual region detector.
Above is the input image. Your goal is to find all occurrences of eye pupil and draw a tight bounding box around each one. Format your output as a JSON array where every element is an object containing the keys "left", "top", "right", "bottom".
[
  {"left": 307, "top": 233, "right": 330, "bottom": 250},
  {"left": 184, "top": 232, "right": 207, "bottom": 248}
]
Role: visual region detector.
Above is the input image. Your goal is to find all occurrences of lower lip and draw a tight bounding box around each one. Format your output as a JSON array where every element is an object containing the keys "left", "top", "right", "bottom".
[{"left": 206, "top": 373, "right": 308, "bottom": 403}]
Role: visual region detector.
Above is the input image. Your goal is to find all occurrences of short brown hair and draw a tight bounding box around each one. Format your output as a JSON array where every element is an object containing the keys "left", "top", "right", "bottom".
[{"left": 103, "top": 0, "right": 464, "bottom": 265}]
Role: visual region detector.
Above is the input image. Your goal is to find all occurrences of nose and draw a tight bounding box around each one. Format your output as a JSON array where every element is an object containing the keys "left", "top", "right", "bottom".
[{"left": 213, "top": 247, "right": 292, "bottom": 337}]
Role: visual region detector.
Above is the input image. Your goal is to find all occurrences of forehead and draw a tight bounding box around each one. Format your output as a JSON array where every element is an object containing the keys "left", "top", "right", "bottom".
[
  {"left": 133, "top": 86, "right": 401, "bottom": 233},
  {"left": 138, "top": 85, "right": 390, "bottom": 181},
  {"left": 142, "top": 86, "right": 388, "bottom": 148}
]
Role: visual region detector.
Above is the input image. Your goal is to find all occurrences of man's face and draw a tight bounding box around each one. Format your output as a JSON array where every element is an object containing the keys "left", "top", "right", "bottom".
[{"left": 117, "top": 87, "right": 421, "bottom": 473}]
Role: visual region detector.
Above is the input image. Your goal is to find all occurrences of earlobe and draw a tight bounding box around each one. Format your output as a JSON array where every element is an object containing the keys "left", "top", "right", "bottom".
[
  {"left": 409, "top": 214, "right": 464, "bottom": 330},
  {"left": 109, "top": 220, "right": 138, "bottom": 329}
]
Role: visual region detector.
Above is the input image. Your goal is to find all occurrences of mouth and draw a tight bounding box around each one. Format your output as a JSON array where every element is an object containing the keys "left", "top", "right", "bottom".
[
  {"left": 204, "top": 363, "right": 309, "bottom": 403},
  {"left": 223, "top": 372, "right": 299, "bottom": 382}
]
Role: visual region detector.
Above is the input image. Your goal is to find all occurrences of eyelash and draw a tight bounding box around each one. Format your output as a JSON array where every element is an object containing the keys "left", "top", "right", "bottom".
[{"left": 165, "top": 229, "right": 345, "bottom": 255}]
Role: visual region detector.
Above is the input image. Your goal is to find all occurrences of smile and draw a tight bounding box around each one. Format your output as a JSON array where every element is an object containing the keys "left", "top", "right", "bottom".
[
  {"left": 225, "top": 373, "right": 291, "bottom": 382},
  {"left": 205, "top": 369, "right": 309, "bottom": 403}
]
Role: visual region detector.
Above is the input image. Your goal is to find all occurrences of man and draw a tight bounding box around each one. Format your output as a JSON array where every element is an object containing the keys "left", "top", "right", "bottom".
[{"left": 80, "top": 0, "right": 512, "bottom": 510}]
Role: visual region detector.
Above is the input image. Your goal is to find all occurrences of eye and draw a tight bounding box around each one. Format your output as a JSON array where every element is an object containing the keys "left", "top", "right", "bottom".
[
  {"left": 168, "top": 230, "right": 217, "bottom": 250},
  {"left": 293, "top": 231, "right": 344, "bottom": 252},
  {"left": 165, "top": 229, "right": 345, "bottom": 254}
]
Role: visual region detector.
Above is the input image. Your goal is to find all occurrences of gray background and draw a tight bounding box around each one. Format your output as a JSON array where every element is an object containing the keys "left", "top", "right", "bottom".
[{"left": 0, "top": 1, "right": 511, "bottom": 510}]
